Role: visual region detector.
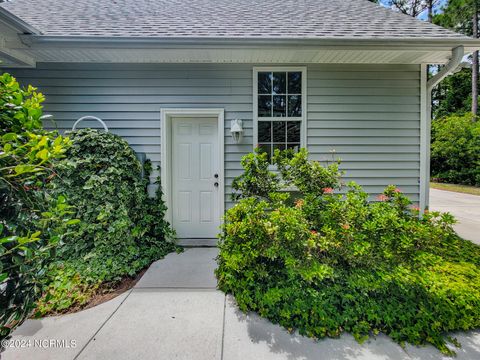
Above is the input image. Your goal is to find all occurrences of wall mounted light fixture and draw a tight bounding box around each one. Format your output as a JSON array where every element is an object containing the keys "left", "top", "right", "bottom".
[{"left": 230, "top": 119, "right": 243, "bottom": 144}]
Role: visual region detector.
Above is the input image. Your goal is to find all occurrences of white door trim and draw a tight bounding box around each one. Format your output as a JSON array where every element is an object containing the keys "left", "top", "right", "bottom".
[{"left": 160, "top": 108, "right": 225, "bottom": 227}]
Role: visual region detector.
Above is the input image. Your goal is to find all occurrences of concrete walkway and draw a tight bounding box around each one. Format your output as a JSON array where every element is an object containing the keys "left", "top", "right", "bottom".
[
  {"left": 3, "top": 248, "right": 480, "bottom": 360},
  {"left": 430, "top": 188, "right": 480, "bottom": 244}
]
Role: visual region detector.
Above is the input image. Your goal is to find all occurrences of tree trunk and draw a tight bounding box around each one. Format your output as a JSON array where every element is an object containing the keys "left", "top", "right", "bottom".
[
  {"left": 472, "top": 2, "right": 479, "bottom": 118},
  {"left": 427, "top": 0, "right": 433, "bottom": 22}
]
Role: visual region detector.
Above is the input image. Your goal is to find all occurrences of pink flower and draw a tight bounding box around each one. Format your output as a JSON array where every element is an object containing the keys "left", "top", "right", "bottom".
[
  {"left": 411, "top": 205, "right": 420, "bottom": 212},
  {"left": 341, "top": 223, "right": 350, "bottom": 230},
  {"left": 323, "top": 187, "right": 334, "bottom": 194},
  {"left": 377, "top": 194, "right": 389, "bottom": 202},
  {"left": 310, "top": 230, "right": 318, "bottom": 235},
  {"left": 394, "top": 188, "right": 402, "bottom": 193}
]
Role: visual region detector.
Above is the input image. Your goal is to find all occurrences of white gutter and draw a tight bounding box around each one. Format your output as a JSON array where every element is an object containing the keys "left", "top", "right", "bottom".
[
  {"left": 18, "top": 34, "right": 480, "bottom": 50},
  {"left": 420, "top": 45, "right": 464, "bottom": 212}
]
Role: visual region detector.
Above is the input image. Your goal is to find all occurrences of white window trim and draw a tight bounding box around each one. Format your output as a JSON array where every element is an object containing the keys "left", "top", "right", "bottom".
[{"left": 252, "top": 66, "right": 307, "bottom": 151}]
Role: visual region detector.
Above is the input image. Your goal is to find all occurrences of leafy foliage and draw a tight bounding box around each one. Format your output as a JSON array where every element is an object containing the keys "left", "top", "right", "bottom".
[
  {"left": 431, "top": 113, "right": 480, "bottom": 186},
  {"left": 275, "top": 149, "right": 343, "bottom": 196},
  {"left": 231, "top": 148, "right": 342, "bottom": 203},
  {"left": 432, "top": 69, "right": 473, "bottom": 118},
  {"left": 216, "top": 149, "right": 480, "bottom": 355},
  {"left": 231, "top": 149, "right": 280, "bottom": 201},
  {"left": 0, "top": 73, "right": 74, "bottom": 341},
  {"left": 434, "top": 0, "right": 480, "bottom": 37},
  {"left": 433, "top": 0, "right": 480, "bottom": 117},
  {"left": 35, "top": 129, "right": 177, "bottom": 315}
]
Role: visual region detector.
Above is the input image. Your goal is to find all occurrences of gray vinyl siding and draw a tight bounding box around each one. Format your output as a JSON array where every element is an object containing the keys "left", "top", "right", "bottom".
[
  {"left": 306, "top": 64, "right": 420, "bottom": 201},
  {"left": 7, "top": 62, "right": 420, "bottom": 207}
]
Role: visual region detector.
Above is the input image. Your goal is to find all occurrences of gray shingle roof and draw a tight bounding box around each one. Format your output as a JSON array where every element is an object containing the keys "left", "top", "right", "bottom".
[{"left": 0, "top": 0, "right": 470, "bottom": 39}]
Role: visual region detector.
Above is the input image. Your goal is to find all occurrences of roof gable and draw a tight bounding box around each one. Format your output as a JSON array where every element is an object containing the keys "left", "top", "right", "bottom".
[{"left": 0, "top": 0, "right": 470, "bottom": 39}]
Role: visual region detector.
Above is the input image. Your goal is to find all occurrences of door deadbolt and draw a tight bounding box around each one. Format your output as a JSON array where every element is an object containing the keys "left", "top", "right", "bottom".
[{"left": 214, "top": 174, "right": 219, "bottom": 178}]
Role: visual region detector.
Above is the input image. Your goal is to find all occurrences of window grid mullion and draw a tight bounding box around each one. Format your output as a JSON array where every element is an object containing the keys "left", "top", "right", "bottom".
[
  {"left": 270, "top": 72, "right": 273, "bottom": 117},
  {"left": 285, "top": 71, "right": 288, "bottom": 117},
  {"left": 270, "top": 121, "right": 274, "bottom": 159}
]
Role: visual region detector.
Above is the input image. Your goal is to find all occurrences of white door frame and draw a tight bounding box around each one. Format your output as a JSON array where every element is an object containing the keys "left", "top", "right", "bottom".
[{"left": 160, "top": 108, "right": 225, "bottom": 226}]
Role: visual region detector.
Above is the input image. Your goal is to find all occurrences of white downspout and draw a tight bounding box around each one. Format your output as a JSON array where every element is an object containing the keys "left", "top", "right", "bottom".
[
  {"left": 427, "top": 46, "right": 465, "bottom": 93},
  {"left": 420, "top": 45, "right": 464, "bottom": 212}
]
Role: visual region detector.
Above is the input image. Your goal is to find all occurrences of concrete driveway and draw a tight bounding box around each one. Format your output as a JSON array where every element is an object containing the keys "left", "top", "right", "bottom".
[
  {"left": 3, "top": 248, "right": 480, "bottom": 360},
  {"left": 430, "top": 188, "right": 480, "bottom": 244}
]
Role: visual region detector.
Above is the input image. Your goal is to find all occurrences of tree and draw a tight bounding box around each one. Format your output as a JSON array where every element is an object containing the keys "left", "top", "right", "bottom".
[
  {"left": 435, "top": 0, "right": 480, "bottom": 117},
  {"left": 432, "top": 68, "right": 473, "bottom": 117},
  {"left": 385, "top": 0, "right": 440, "bottom": 17}
]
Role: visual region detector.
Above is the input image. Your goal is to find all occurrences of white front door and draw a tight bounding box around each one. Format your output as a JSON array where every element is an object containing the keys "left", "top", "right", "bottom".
[{"left": 171, "top": 117, "right": 220, "bottom": 238}]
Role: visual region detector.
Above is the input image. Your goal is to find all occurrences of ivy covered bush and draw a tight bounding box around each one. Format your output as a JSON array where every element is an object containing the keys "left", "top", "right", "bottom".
[
  {"left": 35, "top": 129, "right": 176, "bottom": 315},
  {"left": 1, "top": 74, "right": 176, "bottom": 338},
  {"left": 1, "top": 73, "right": 75, "bottom": 341},
  {"left": 216, "top": 149, "right": 480, "bottom": 355}
]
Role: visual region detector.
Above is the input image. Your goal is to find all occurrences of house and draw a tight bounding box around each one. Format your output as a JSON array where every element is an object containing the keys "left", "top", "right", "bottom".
[{"left": 1, "top": 0, "right": 479, "bottom": 241}]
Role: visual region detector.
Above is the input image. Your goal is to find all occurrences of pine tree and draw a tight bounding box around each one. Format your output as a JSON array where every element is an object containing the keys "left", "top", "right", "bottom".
[{"left": 435, "top": 0, "right": 480, "bottom": 118}]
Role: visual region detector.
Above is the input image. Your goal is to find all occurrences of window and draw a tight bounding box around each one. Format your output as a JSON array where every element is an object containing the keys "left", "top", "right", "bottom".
[{"left": 254, "top": 68, "right": 306, "bottom": 161}]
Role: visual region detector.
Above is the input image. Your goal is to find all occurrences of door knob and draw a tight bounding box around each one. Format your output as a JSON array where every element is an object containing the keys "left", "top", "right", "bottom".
[{"left": 214, "top": 182, "right": 219, "bottom": 187}]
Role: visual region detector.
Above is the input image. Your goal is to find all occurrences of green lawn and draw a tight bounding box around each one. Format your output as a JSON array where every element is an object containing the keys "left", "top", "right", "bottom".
[{"left": 431, "top": 182, "right": 480, "bottom": 196}]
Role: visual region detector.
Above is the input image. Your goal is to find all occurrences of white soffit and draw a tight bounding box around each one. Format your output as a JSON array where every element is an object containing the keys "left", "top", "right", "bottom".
[{"left": 3, "top": 47, "right": 454, "bottom": 66}]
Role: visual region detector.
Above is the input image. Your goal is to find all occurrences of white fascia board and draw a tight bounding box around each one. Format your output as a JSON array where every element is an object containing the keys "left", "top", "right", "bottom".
[{"left": 19, "top": 34, "right": 480, "bottom": 51}]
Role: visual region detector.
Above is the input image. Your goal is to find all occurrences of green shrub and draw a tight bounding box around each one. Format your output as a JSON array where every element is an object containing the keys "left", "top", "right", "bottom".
[
  {"left": 431, "top": 113, "right": 480, "bottom": 186},
  {"left": 231, "top": 149, "right": 280, "bottom": 201},
  {"left": 0, "top": 73, "right": 75, "bottom": 341},
  {"left": 216, "top": 149, "right": 480, "bottom": 355},
  {"left": 275, "top": 148, "right": 343, "bottom": 196},
  {"left": 35, "top": 129, "right": 177, "bottom": 315}
]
